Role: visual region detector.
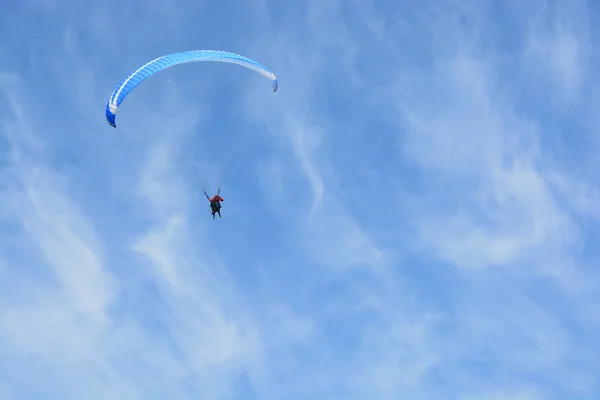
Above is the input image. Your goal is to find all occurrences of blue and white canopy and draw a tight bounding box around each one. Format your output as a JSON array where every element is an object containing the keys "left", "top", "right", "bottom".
[{"left": 105, "top": 50, "right": 278, "bottom": 128}]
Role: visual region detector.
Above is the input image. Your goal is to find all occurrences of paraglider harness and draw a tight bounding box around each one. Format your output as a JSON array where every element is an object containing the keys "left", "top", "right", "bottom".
[{"left": 204, "top": 189, "right": 223, "bottom": 219}]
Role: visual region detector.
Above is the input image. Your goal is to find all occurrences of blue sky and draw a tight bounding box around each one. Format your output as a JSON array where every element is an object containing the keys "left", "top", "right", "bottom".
[{"left": 1, "top": 0, "right": 599, "bottom": 399}]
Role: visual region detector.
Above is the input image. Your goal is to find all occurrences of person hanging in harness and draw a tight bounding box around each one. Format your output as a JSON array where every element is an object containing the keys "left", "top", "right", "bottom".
[{"left": 205, "top": 189, "right": 224, "bottom": 219}]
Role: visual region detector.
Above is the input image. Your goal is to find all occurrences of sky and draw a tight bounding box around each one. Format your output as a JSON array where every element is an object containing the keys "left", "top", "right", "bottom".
[{"left": 1, "top": 0, "right": 599, "bottom": 399}]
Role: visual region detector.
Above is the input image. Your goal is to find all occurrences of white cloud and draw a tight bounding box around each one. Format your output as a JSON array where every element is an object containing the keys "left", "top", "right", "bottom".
[{"left": 524, "top": 0, "right": 591, "bottom": 101}]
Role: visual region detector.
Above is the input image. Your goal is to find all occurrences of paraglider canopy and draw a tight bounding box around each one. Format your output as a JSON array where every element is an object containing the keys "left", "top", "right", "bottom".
[{"left": 105, "top": 50, "right": 278, "bottom": 128}]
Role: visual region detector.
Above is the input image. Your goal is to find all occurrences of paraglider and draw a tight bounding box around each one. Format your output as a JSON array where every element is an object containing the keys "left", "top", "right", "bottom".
[
  {"left": 204, "top": 189, "right": 223, "bottom": 219},
  {"left": 104, "top": 49, "right": 278, "bottom": 128}
]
